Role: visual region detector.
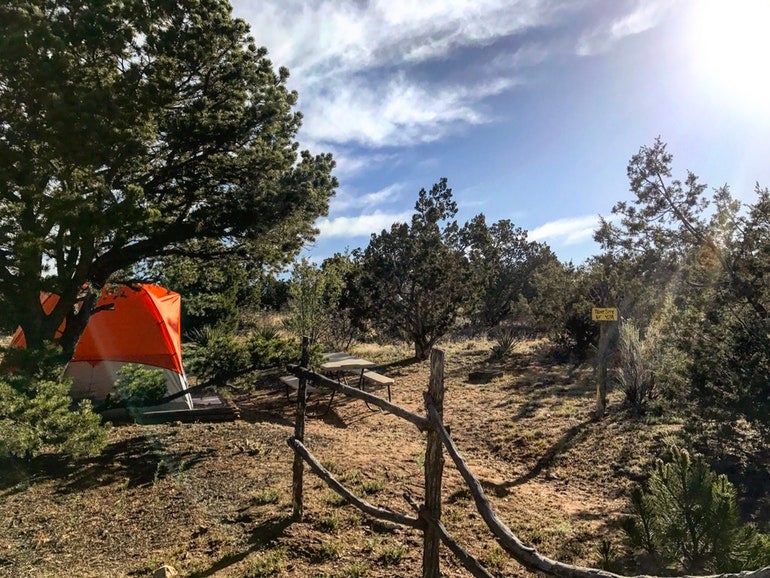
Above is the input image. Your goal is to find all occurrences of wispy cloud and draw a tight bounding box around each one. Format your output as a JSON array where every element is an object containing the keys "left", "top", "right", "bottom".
[
  {"left": 235, "top": 0, "right": 567, "bottom": 78},
  {"left": 232, "top": 0, "right": 669, "bottom": 171},
  {"left": 232, "top": 0, "right": 574, "bottom": 156},
  {"left": 316, "top": 211, "right": 413, "bottom": 238},
  {"left": 330, "top": 150, "right": 397, "bottom": 180},
  {"left": 529, "top": 215, "right": 600, "bottom": 245},
  {"left": 300, "top": 75, "right": 516, "bottom": 148},
  {"left": 331, "top": 183, "right": 404, "bottom": 212},
  {"left": 576, "top": 1, "right": 670, "bottom": 56}
]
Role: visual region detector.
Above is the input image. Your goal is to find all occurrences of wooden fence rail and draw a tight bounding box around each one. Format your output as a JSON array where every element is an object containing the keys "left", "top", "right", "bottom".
[
  {"left": 288, "top": 436, "right": 420, "bottom": 528},
  {"left": 286, "top": 341, "right": 770, "bottom": 578},
  {"left": 286, "top": 364, "right": 429, "bottom": 431},
  {"left": 404, "top": 492, "right": 497, "bottom": 578}
]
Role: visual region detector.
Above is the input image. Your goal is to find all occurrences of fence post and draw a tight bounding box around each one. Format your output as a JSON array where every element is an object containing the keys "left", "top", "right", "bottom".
[
  {"left": 423, "top": 348, "right": 446, "bottom": 578},
  {"left": 292, "top": 336, "right": 310, "bottom": 519}
]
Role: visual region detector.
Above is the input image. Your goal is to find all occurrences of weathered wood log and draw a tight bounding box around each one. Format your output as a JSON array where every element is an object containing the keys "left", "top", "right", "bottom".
[
  {"left": 287, "top": 436, "right": 420, "bottom": 529},
  {"left": 405, "top": 492, "right": 496, "bottom": 578},
  {"left": 287, "top": 365, "right": 430, "bottom": 431},
  {"left": 423, "top": 349, "right": 446, "bottom": 578},
  {"left": 468, "top": 367, "right": 504, "bottom": 384},
  {"left": 291, "top": 337, "right": 310, "bottom": 519},
  {"left": 424, "top": 398, "right": 770, "bottom": 578}
]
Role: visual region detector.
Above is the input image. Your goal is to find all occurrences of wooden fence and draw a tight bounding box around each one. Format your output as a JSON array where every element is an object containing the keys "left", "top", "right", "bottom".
[{"left": 285, "top": 341, "right": 770, "bottom": 578}]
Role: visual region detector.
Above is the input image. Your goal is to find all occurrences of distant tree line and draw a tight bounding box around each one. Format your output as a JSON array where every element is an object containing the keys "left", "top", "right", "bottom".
[{"left": 275, "top": 140, "right": 770, "bottom": 546}]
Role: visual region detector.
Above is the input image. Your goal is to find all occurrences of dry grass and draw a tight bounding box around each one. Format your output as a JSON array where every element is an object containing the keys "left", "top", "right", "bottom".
[{"left": 0, "top": 338, "right": 683, "bottom": 577}]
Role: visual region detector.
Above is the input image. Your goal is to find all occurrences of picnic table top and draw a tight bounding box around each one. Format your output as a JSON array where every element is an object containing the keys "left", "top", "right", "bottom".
[
  {"left": 320, "top": 357, "right": 377, "bottom": 371},
  {"left": 321, "top": 351, "right": 356, "bottom": 362}
]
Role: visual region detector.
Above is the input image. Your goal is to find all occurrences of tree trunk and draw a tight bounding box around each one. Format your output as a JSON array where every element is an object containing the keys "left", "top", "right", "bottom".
[
  {"left": 9, "top": 283, "right": 100, "bottom": 366},
  {"left": 415, "top": 338, "right": 431, "bottom": 361},
  {"left": 15, "top": 290, "right": 55, "bottom": 351},
  {"left": 58, "top": 292, "right": 98, "bottom": 357}
]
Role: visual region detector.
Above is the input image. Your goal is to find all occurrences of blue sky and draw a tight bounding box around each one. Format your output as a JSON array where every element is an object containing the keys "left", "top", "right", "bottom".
[{"left": 231, "top": 0, "right": 770, "bottom": 264}]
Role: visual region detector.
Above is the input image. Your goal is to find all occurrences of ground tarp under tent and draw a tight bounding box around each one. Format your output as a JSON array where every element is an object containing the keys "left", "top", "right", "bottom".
[{"left": 11, "top": 284, "right": 193, "bottom": 410}]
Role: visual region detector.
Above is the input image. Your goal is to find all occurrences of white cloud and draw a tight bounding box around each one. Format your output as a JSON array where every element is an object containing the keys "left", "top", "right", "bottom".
[
  {"left": 306, "top": 143, "right": 397, "bottom": 179},
  {"left": 576, "top": 1, "right": 670, "bottom": 56},
  {"left": 316, "top": 211, "right": 413, "bottom": 238},
  {"left": 486, "top": 42, "right": 554, "bottom": 73},
  {"left": 529, "top": 215, "right": 600, "bottom": 245},
  {"left": 231, "top": 0, "right": 669, "bottom": 158},
  {"left": 299, "top": 75, "right": 516, "bottom": 148},
  {"left": 330, "top": 183, "right": 404, "bottom": 212},
  {"left": 234, "top": 0, "right": 566, "bottom": 78},
  {"left": 333, "top": 151, "right": 395, "bottom": 179},
  {"left": 231, "top": 0, "right": 571, "bottom": 153},
  {"left": 359, "top": 184, "right": 403, "bottom": 206}
]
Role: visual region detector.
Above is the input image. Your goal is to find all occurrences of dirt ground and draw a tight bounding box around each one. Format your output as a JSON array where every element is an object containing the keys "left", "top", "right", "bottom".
[{"left": 0, "top": 339, "right": 681, "bottom": 577}]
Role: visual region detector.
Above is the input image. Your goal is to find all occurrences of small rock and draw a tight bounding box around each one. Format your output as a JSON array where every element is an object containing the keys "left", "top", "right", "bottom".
[{"left": 153, "top": 564, "right": 178, "bottom": 578}]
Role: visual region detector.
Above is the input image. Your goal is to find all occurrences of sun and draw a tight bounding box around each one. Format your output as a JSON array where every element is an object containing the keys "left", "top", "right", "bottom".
[{"left": 686, "top": 0, "right": 770, "bottom": 117}]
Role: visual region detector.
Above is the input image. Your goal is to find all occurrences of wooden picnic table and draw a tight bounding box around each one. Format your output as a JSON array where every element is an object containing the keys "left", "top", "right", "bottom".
[
  {"left": 320, "top": 357, "right": 377, "bottom": 372},
  {"left": 281, "top": 353, "right": 394, "bottom": 416},
  {"left": 321, "top": 353, "right": 393, "bottom": 404}
]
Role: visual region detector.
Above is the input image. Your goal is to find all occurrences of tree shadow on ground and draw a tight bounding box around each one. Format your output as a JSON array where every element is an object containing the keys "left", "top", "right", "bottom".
[
  {"left": 235, "top": 386, "right": 296, "bottom": 428},
  {"left": 485, "top": 367, "right": 590, "bottom": 418},
  {"left": 187, "top": 515, "right": 293, "bottom": 578},
  {"left": 378, "top": 356, "right": 423, "bottom": 373},
  {"left": 243, "top": 378, "right": 387, "bottom": 430},
  {"left": 0, "top": 433, "right": 214, "bottom": 496},
  {"left": 481, "top": 418, "right": 594, "bottom": 496},
  {"left": 59, "top": 437, "right": 214, "bottom": 493}
]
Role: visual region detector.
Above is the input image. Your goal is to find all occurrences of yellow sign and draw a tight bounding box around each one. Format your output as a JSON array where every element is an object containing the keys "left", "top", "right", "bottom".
[{"left": 592, "top": 307, "right": 618, "bottom": 321}]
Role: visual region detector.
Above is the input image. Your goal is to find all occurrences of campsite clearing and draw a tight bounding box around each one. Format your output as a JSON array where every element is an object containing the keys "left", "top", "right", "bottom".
[{"left": 0, "top": 339, "right": 681, "bottom": 577}]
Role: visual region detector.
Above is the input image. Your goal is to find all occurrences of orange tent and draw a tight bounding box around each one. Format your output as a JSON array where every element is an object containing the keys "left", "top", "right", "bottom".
[{"left": 11, "top": 284, "right": 191, "bottom": 409}]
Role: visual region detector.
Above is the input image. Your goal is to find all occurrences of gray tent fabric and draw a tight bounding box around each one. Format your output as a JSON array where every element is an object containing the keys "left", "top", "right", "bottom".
[{"left": 63, "top": 360, "right": 193, "bottom": 410}]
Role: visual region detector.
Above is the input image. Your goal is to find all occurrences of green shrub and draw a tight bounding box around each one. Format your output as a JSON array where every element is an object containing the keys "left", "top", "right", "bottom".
[
  {"left": 595, "top": 539, "right": 623, "bottom": 573},
  {"left": 0, "top": 345, "right": 107, "bottom": 459},
  {"left": 114, "top": 364, "right": 167, "bottom": 407},
  {"left": 186, "top": 326, "right": 250, "bottom": 384},
  {"left": 284, "top": 258, "right": 327, "bottom": 344},
  {"left": 246, "top": 329, "right": 300, "bottom": 369},
  {"left": 613, "top": 321, "right": 656, "bottom": 412},
  {"left": 622, "top": 446, "right": 770, "bottom": 573},
  {"left": 489, "top": 323, "right": 523, "bottom": 360},
  {"left": 186, "top": 324, "right": 321, "bottom": 387}
]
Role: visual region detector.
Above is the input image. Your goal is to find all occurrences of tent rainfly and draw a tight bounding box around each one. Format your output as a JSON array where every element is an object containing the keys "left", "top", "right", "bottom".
[{"left": 11, "top": 284, "right": 193, "bottom": 410}]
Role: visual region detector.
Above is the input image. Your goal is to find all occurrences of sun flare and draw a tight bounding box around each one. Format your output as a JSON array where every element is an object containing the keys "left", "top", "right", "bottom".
[{"left": 687, "top": 0, "right": 770, "bottom": 117}]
